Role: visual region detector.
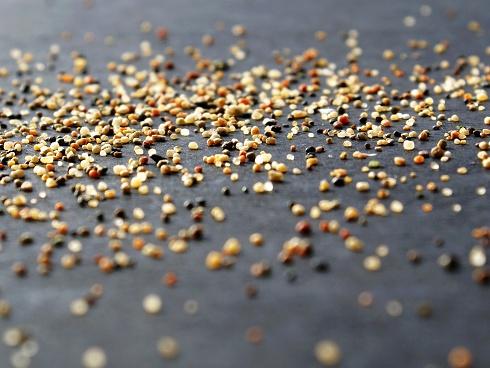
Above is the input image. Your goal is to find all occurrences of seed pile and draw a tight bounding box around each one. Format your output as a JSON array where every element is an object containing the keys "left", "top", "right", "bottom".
[{"left": 0, "top": 4, "right": 489, "bottom": 367}]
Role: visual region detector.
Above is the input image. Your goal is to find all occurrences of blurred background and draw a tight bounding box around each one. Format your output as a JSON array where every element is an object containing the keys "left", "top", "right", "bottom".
[{"left": 0, "top": 0, "right": 489, "bottom": 367}]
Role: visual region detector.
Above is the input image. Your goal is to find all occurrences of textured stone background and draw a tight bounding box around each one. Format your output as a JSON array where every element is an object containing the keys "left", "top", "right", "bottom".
[{"left": 0, "top": 0, "right": 489, "bottom": 367}]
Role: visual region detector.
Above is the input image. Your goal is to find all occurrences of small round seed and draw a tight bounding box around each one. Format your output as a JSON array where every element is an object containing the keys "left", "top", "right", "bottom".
[
  {"left": 143, "top": 294, "right": 162, "bottom": 314},
  {"left": 363, "top": 255, "right": 381, "bottom": 271},
  {"left": 314, "top": 340, "right": 341, "bottom": 366},
  {"left": 157, "top": 337, "right": 179, "bottom": 360},
  {"left": 448, "top": 346, "right": 472, "bottom": 368},
  {"left": 70, "top": 298, "right": 89, "bottom": 317},
  {"left": 82, "top": 347, "right": 107, "bottom": 368}
]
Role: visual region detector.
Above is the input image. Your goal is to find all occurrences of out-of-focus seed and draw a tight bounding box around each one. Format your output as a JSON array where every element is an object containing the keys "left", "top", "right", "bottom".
[{"left": 314, "top": 340, "right": 341, "bottom": 366}]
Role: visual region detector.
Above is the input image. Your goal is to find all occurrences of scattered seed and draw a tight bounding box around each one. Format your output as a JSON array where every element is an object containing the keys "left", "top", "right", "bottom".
[
  {"left": 143, "top": 294, "right": 162, "bottom": 314},
  {"left": 205, "top": 251, "right": 223, "bottom": 270},
  {"left": 448, "top": 346, "right": 473, "bottom": 368},
  {"left": 363, "top": 255, "right": 381, "bottom": 271},
  {"left": 245, "top": 326, "right": 263, "bottom": 344},
  {"left": 403, "top": 140, "right": 415, "bottom": 151},
  {"left": 386, "top": 300, "right": 403, "bottom": 317},
  {"left": 157, "top": 337, "right": 179, "bottom": 360},
  {"left": 222, "top": 238, "right": 241, "bottom": 256},
  {"left": 314, "top": 340, "right": 341, "bottom": 366},
  {"left": 210, "top": 207, "right": 226, "bottom": 222},
  {"left": 70, "top": 299, "right": 89, "bottom": 317},
  {"left": 82, "top": 347, "right": 107, "bottom": 368},
  {"left": 249, "top": 233, "right": 264, "bottom": 247}
]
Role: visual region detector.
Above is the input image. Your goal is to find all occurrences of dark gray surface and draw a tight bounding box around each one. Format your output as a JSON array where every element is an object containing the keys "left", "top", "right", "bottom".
[{"left": 0, "top": 0, "right": 489, "bottom": 367}]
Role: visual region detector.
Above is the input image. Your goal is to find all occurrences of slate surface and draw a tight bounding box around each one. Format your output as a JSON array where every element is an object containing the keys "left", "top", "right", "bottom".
[{"left": 0, "top": 0, "right": 489, "bottom": 367}]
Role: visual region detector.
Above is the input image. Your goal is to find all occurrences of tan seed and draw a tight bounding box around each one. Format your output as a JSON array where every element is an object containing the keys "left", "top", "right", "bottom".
[
  {"left": 157, "top": 337, "right": 179, "bottom": 359},
  {"left": 314, "top": 340, "right": 341, "bottom": 366},
  {"left": 205, "top": 251, "right": 223, "bottom": 270},
  {"left": 82, "top": 347, "right": 107, "bottom": 368},
  {"left": 363, "top": 256, "right": 381, "bottom": 271}
]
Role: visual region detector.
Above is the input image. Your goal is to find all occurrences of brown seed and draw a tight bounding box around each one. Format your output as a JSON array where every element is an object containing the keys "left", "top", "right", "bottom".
[
  {"left": 319, "top": 221, "right": 330, "bottom": 233},
  {"left": 295, "top": 220, "right": 311, "bottom": 235},
  {"left": 12, "top": 262, "right": 27, "bottom": 277},
  {"left": 413, "top": 155, "right": 425, "bottom": 164},
  {"left": 417, "top": 303, "right": 433, "bottom": 318},
  {"left": 245, "top": 284, "right": 258, "bottom": 299},
  {"left": 472, "top": 268, "right": 490, "bottom": 284},
  {"left": 250, "top": 261, "right": 271, "bottom": 278},
  {"left": 407, "top": 249, "right": 422, "bottom": 264}
]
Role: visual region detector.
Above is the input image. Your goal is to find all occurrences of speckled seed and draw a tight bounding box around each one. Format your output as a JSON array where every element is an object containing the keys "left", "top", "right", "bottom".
[{"left": 314, "top": 340, "right": 341, "bottom": 366}]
